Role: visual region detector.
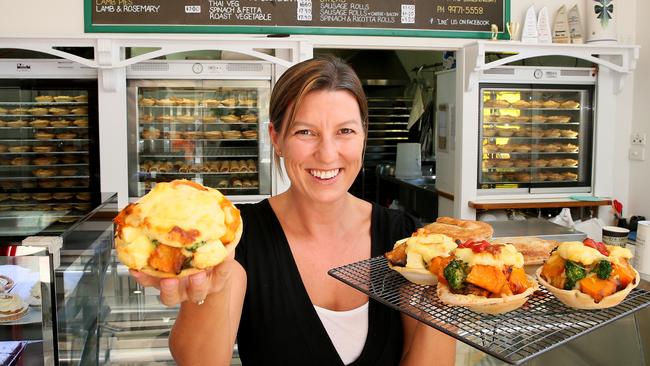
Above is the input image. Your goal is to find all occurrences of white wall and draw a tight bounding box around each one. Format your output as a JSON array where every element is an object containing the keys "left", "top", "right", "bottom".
[
  {"left": 1, "top": 0, "right": 85, "bottom": 37},
  {"left": 629, "top": 0, "right": 650, "bottom": 219}
]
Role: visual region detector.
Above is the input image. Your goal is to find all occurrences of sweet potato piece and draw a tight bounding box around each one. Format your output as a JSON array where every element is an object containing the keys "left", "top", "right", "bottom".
[
  {"left": 612, "top": 261, "right": 636, "bottom": 289},
  {"left": 428, "top": 255, "right": 454, "bottom": 283},
  {"left": 579, "top": 276, "right": 617, "bottom": 303},
  {"left": 541, "top": 254, "right": 566, "bottom": 289},
  {"left": 148, "top": 244, "right": 185, "bottom": 274},
  {"left": 508, "top": 267, "right": 532, "bottom": 295},
  {"left": 466, "top": 264, "right": 507, "bottom": 295}
]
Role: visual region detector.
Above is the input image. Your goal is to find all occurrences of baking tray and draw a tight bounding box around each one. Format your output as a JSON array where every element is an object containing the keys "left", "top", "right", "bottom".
[{"left": 328, "top": 256, "right": 650, "bottom": 365}]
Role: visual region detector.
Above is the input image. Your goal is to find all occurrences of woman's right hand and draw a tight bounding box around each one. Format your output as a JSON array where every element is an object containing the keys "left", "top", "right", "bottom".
[{"left": 130, "top": 254, "right": 240, "bottom": 307}]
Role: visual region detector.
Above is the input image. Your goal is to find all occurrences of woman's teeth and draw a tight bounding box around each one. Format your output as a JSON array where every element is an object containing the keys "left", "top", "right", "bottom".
[{"left": 310, "top": 169, "right": 340, "bottom": 179}]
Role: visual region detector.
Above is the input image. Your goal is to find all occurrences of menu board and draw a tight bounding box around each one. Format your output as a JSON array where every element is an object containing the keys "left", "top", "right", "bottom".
[{"left": 86, "top": 0, "right": 510, "bottom": 38}]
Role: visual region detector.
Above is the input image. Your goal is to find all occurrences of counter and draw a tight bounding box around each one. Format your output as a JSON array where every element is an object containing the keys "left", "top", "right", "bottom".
[
  {"left": 0, "top": 193, "right": 116, "bottom": 366},
  {"left": 5, "top": 201, "right": 649, "bottom": 365},
  {"left": 378, "top": 175, "right": 438, "bottom": 222},
  {"left": 491, "top": 219, "right": 586, "bottom": 242}
]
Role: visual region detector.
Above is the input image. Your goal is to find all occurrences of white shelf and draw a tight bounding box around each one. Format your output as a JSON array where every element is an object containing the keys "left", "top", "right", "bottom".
[{"left": 464, "top": 41, "right": 640, "bottom": 94}]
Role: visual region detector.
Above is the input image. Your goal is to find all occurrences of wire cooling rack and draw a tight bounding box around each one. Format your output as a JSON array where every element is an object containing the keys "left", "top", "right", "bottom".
[{"left": 328, "top": 256, "right": 650, "bottom": 365}]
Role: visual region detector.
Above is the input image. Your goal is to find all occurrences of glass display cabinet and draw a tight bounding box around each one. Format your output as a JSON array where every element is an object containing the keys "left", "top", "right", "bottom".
[
  {"left": 126, "top": 61, "right": 275, "bottom": 202},
  {"left": 0, "top": 80, "right": 100, "bottom": 243},
  {"left": 0, "top": 193, "right": 115, "bottom": 365},
  {"left": 478, "top": 85, "right": 594, "bottom": 194}
]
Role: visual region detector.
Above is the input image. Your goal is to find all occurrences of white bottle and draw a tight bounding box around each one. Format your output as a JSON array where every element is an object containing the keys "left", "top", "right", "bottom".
[
  {"left": 537, "top": 7, "right": 552, "bottom": 43},
  {"left": 635, "top": 221, "right": 650, "bottom": 281},
  {"left": 521, "top": 5, "right": 538, "bottom": 43},
  {"left": 586, "top": 0, "right": 617, "bottom": 43}
]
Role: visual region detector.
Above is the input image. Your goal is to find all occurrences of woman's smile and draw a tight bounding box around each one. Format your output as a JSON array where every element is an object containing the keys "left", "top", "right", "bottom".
[{"left": 309, "top": 168, "right": 341, "bottom": 181}]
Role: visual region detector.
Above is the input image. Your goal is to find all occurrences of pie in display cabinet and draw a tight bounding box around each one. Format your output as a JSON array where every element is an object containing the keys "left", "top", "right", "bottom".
[
  {"left": 127, "top": 76, "right": 272, "bottom": 201},
  {"left": 478, "top": 84, "right": 594, "bottom": 194}
]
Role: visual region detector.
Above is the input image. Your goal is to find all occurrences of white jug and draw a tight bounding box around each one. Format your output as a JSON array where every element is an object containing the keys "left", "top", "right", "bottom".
[{"left": 586, "top": 0, "right": 617, "bottom": 43}]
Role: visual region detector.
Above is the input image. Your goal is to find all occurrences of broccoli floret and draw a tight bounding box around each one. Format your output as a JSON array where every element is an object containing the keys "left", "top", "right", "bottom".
[
  {"left": 564, "top": 260, "right": 587, "bottom": 290},
  {"left": 444, "top": 260, "right": 469, "bottom": 291},
  {"left": 185, "top": 241, "right": 207, "bottom": 252},
  {"left": 592, "top": 260, "right": 612, "bottom": 280}
]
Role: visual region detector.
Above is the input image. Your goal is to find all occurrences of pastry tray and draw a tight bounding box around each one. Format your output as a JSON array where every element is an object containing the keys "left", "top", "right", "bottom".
[{"left": 328, "top": 256, "right": 650, "bottom": 365}]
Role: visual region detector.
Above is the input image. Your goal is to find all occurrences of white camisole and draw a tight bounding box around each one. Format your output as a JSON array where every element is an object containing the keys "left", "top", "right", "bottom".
[{"left": 313, "top": 302, "right": 369, "bottom": 365}]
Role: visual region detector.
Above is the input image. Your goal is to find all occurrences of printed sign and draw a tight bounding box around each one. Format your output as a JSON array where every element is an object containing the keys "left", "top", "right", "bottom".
[{"left": 87, "top": 0, "right": 510, "bottom": 38}]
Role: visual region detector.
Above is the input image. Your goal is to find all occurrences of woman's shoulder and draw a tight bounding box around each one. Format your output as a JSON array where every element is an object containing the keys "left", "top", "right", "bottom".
[{"left": 236, "top": 199, "right": 271, "bottom": 219}]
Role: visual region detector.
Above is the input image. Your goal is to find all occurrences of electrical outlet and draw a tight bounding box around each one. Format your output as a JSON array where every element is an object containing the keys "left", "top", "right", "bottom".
[
  {"left": 631, "top": 132, "right": 647, "bottom": 145},
  {"left": 629, "top": 146, "right": 646, "bottom": 161}
]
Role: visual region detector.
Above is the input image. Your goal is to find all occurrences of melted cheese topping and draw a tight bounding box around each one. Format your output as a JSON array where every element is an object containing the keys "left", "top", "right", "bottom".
[
  {"left": 453, "top": 244, "right": 524, "bottom": 268},
  {"left": 0, "top": 294, "right": 25, "bottom": 312},
  {"left": 115, "top": 180, "right": 242, "bottom": 273},
  {"left": 556, "top": 241, "right": 607, "bottom": 265},
  {"left": 398, "top": 231, "right": 457, "bottom": 269},
  {"left": 116, "top": 234, "right": 155, "bottom": 271},
  {"left": 192, "top": 241, "right": 229, "bottom": 269},
  {"left": 606, "top": 245, "right": 633, "bottom": 260},
  {"left": 135, "top": 182, "right": 227, "bottom": 246}
]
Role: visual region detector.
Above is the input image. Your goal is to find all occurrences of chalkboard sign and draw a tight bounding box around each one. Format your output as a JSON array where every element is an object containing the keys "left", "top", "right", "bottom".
[{"left": 85, "top": 0, "right": 510, "bottom": 39}]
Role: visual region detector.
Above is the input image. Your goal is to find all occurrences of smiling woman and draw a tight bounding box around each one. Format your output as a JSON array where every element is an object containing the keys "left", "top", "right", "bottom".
[{"left": 132, "top": 57, "right": 455, "bottom": 366}]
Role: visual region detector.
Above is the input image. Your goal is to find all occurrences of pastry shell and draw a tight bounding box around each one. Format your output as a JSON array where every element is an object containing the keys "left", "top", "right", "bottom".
[
  {"left": 437, "top": 277, "right": 539, "bottom": 314},
  {"left": 536, "top": 267, "right": 639, "bottom": 309},
  {"left": 388, "top": 263, "right": 438, "bottom": 285}
]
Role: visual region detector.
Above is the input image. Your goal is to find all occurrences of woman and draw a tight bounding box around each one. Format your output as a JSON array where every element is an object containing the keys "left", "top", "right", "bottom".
[{"left": 131, "top": 56, "right": 456, "bottom": 365}]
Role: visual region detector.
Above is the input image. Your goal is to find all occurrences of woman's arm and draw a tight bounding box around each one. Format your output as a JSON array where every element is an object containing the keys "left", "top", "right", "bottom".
[
  {"left": 132, "top": 257, "right": 247, "bottom": 366},
  {"left": 400, "top": 314, "right": 456, "bottom": 366}
]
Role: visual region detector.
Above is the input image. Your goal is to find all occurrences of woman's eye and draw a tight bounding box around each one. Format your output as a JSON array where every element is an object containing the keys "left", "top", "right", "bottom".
[
  {"left": 340, "top": 128, "right": 355, "bottom": 135},
  {"left": 294, "top": 129, "right": 313, "bottom": 136}
]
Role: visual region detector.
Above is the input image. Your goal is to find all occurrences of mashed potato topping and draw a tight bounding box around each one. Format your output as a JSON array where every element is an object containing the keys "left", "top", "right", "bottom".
[
  {"left": 396, "top": 229, "right": 457, "bottom": 269},
  {"left": 454, "top": 244, "right": 524, "bottom": 268},
  {"left": 556, "top": 241, "right": 608, "bottom": 265}
]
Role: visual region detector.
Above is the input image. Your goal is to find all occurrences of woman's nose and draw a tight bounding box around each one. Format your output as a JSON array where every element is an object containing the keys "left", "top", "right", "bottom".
[{"left": 316, "top": 136, "right": 338, "bottom": 162}]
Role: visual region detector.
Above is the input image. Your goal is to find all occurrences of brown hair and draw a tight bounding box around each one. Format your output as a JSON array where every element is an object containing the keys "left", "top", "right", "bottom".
[{"left": 270, "top": 56, "right": 368, "bottom": 166}]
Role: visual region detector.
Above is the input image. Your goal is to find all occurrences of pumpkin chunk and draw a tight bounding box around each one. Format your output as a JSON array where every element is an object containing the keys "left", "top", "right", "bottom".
[
  {"left": 466, "top": 264, "right": 507, "bottom": 295},
  {"left": 428, "top": 255, "right": 454, "bottom": 284},
  {"left": 579, "top": 276, "right": 617, "bottom": 303},
  {"left": 612, "top": 261, "right": 636, "bottom": 289},
  {"left": 508, "top": 267, "right": 532, "bottom": 295}
]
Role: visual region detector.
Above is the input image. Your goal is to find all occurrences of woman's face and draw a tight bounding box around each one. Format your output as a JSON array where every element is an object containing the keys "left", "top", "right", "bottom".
[{"left": 270, "top": 89, "right": 365, "bottom": 204}]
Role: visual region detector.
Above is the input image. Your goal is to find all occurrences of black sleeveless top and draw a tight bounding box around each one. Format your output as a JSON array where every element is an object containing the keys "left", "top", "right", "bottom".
[{"left": 235, "top": 199, "right": 418, "bottom": 366}]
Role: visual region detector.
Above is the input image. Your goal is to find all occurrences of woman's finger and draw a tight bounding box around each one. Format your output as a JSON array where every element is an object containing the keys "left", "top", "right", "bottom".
[
  {"left": 159, "top": 278, "right": 183, "bottom": 307},
  {"left": 130, "top": 270, "right": 160, "bottom": 289},
  {"left": 187, "top": 271, "right": 209, "bottom": 304}
]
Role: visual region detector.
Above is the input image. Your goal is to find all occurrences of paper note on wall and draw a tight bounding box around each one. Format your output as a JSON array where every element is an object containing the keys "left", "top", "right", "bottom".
[{"left": 437, "top": 104, "right": 448, "bottom": 152}]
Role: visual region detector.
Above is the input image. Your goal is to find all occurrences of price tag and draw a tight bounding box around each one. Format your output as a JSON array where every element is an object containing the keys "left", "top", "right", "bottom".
[
  {"left": 401, "top": 4, "right": 415, "bottom": 24},
  {"left": 297, "top": 0, "right": 312, "bottom": 21},
  {"left": 185, "top": 5, "right": 201, "bottom": 13}
]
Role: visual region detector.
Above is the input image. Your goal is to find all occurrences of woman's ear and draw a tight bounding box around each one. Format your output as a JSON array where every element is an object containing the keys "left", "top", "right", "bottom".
[{"left": 268, "top": 123, "right": 282, "bottom": 157}]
